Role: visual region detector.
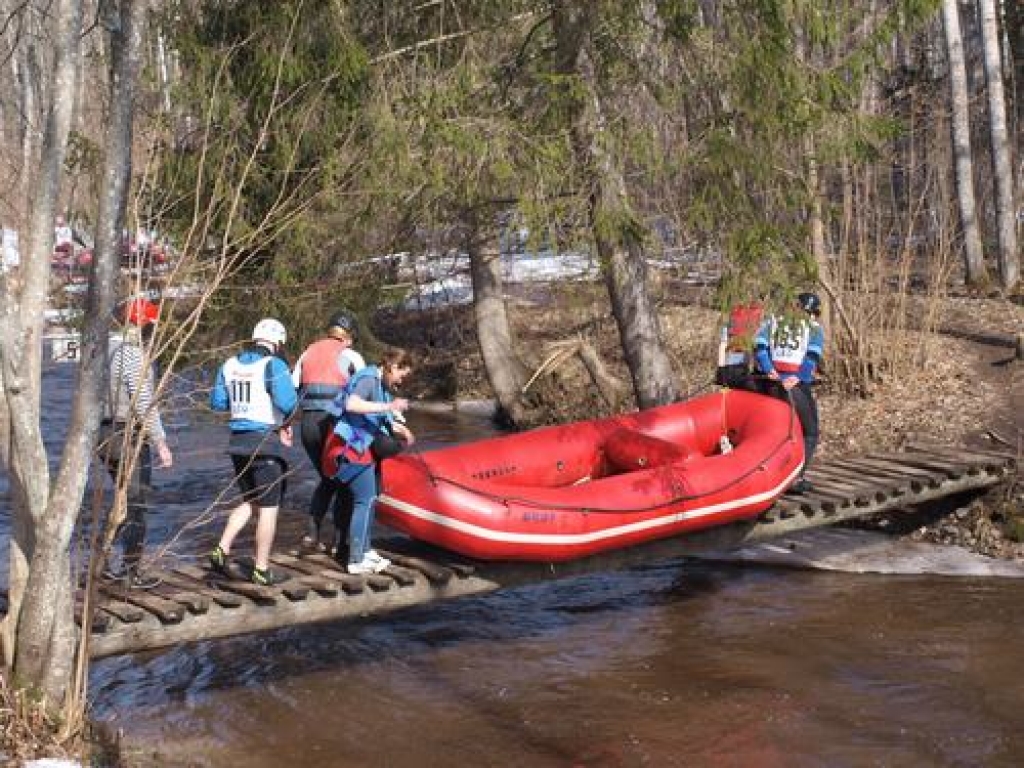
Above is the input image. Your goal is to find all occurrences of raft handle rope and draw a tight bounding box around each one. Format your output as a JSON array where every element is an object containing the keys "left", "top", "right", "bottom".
[{"left": 390, "top": 379, "right": 803, "bottom": 514}]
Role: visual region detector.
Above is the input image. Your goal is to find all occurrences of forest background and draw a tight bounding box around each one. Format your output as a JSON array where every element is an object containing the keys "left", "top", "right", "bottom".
[{"left": 0, "top": 0, "right": 1019, "bottom": 762}]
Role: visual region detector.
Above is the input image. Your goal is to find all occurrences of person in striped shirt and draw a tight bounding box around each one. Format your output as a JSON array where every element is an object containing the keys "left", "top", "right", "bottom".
[{"left": 100, "top": 298, "right": 173, "bottom": 586}]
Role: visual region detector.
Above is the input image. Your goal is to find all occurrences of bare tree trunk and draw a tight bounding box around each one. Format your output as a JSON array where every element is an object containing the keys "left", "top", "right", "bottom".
[
  {"left": 552, "top": 1, "right": 678, "bottom": 409},
  {"left": 1, "top": 0, "right": 82, "bottom": 682},
  {"left": 941, "top": 0, "right": 987, "bottom": 286},
  {"left": 978, "top": 0, "right": 1018, "bottom": 290},
  {"left": 465, "top": 214, "right": 529, "bottom": 427},
  {"left": 9, "top": 0, "right": 142, "bottom": 716}
]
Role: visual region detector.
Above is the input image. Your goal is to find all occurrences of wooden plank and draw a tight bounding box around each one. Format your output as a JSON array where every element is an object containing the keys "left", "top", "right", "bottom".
[
  {"left": 904, "top": 440, "right": 1015, "bottom": 461},
  {"left": 148, "top": 581, "right": 210, "bottom": 616},
  {"left": 221, "top": 555, "right": 312, "bottom": 603},
  {"left": 812, "top": 467, "right": 895, "bottom": 500},
  {"left": 365, "top": 574, "right": 394, "bottom": 592},
  {"left": 159, "top": 571, "right": 245, "bottom": 608},
  {"left": 840, "top": 458, "right": 929, "bottom": 491},
  {"left": 817, "top": 461, "right": 904, "bottom": 488},
  {"left": 98, "top": 584, "right": 185, "bottom": 625},
  {"left": 793, "top": 496, "right": 839, "bottom": 517},
  {"left": 269, "top": 555, "right": 340, "bottom": 597},
  {"left": 174, "top": 565, "right": 278, "bottom": 606},
  {"left": 374, "top": 549, "right": 454, "bottom": 585},
  {"left": 317, "top": 569, "right": 366, "bottom": 594},
  {"left": 296, "top": 551, "right": 347, "bottom": 573},
  {"left": 849, "top": 457, "right": 943, "bottom": 486},
  {"left": 905, "top": 442, "right": 1015, "bottom": 469},
  {"left": 96, "top": 597, "right": 145, "bottom": 624},
  {"left": 867, "top": 453, "right": 965, "bottom": 478},
  {"left": 801, "top": 475, "right": 875, "bottom": 504},
  {"left": 74, "top": 601, "right": 111, "bottom": 634},
  {"left": 810, "top": 485, "right": 874, "bottom": 507},
  {"left": 379, "top": 563, "right": 418, "bottom": 587},
  {"left": 293, "top": 552, "right": 369, "bottom": 594}
]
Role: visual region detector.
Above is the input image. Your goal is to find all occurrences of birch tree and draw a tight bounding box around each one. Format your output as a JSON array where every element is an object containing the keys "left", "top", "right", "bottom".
[
  {"left": 0, "top": 0, "right": 84, "bottom": 705},
  {"left": 941, "top": 0, "right": 987, "bottom": 285},
  {"left": 0, "top": 0, "right": 150, "bottom": 735},
  {"left": 978, "top": 0, "right": 1018, "bottom": 290}
]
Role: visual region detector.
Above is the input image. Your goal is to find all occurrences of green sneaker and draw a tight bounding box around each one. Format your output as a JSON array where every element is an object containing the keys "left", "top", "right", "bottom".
[
  {"left": 251, "top": 566, "right": 288, "bottom": 586},
  {"left": 209, "top": 545, "right": 230, "bottom": 576}
]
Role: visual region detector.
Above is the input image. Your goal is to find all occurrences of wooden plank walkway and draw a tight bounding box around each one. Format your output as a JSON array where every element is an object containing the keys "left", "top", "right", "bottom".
[{"left": 80, "top": 443, "right": 1015, "bottom": 658}]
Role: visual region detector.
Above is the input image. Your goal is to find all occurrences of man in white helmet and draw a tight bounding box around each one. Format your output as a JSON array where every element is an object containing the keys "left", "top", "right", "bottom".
[{"left": 208, "top": 318, "right": 298, "bottom": 586}]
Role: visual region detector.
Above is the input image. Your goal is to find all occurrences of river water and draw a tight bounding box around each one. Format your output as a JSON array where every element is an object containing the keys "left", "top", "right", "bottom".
[{"left": 6, "top": 364, "right": 1024, "bottom": 767}]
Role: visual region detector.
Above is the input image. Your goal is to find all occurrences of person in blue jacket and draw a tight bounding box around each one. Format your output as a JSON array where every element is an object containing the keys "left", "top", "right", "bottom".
[
  {"left": 753, "top": 292, "right": 824, "bottom": 494},
  {"left": 322, "top": 347, "right": 415, "bottom": 574},
  {"left": 208, "top": 318, "right": 298, "bottom": 585}
]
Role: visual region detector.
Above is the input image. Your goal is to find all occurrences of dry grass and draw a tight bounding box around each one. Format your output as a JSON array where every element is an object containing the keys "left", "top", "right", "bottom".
[
  {"left": 0, "top": 672, "right": 123, "bottom": 767},
  {"left": 0, "top": 672, "right": 72, "bottom": 764}
]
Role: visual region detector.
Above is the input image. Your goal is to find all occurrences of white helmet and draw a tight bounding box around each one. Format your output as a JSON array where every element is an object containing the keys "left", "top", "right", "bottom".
[{"left": 252, "top": 317, "right": 287, "bottom": 347}]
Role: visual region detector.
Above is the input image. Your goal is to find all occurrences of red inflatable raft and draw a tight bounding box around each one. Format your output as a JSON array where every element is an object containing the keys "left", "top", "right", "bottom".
[{"left": 377, "top": 389, "right": 804, "bottom": 562}]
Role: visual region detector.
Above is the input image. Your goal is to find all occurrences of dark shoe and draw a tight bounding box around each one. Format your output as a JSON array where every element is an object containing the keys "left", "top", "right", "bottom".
[
  {"left": 251, "top": 566, "right": 288, "bottom": 587},
  {"left": 127, "top": 569, "right": 162, "bottom": 590},
  {"left": 332, "top": 541, "right": 349, "bottom": 566},
  {"left": 300, "top": 535, "right": 327, "bottom": 554},
  {"left": 101, "top": 565, "right": 129, "bottom": 584},
  {"left": 209, "top": 545, "right": 231, "bottom": 576},
  {"left": 789, "top": 479, "right": 814, "bottom": 495}
]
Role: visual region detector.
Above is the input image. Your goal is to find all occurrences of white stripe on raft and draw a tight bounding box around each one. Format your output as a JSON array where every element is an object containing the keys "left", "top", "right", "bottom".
[{"left": 377, "top": 462, "right": 804, "bottom": 547}]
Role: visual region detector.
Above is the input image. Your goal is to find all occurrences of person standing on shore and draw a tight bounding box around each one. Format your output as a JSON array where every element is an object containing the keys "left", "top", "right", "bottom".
[
  {"left": 715, "top": 300, "right": 764, "bottom": 390},
  {"left": 291, "top": 311, "right": 365, "bottom": 556},
  {"left": 753, "top": 292, "right": 824, "bottom": 494},
  {"left": 208, "top": 318, "right": 298, "bottom": 586},
  {"left": 100, "top": 298, "right": 174, "bottom": 587}
]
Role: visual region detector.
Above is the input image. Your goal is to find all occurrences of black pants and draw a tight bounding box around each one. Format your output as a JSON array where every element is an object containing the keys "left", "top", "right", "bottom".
[
  {"left": 98, "top": 422, "right": 152, "bottom": 569},
  {"left": 299, "top": 409, "right": 354, "bottom": 541},
  {"left": 761, "top": 381, "right": 819, "bottom": 475}
]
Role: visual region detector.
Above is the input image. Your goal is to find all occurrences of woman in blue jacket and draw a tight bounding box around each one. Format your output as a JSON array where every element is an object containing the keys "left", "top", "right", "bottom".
[{"left": 323, "top": 347, "right": 415, "bottom": 574}]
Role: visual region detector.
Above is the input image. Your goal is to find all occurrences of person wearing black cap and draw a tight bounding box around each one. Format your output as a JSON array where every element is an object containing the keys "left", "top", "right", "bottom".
[
  {"left": 291, "top": 311, "right": 366, "bottom": 557},
  {"left": 753, "top": 292, "right": 824, "bottom": 494}
]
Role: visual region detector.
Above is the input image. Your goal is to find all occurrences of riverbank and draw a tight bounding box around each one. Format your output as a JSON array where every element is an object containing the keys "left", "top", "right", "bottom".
[{"left": 375, "top": 285, "right": 1023, "bottom": 559}]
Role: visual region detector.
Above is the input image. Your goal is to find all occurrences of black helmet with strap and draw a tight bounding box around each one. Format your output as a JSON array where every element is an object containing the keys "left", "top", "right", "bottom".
[
  {"left": 327, "top": 311, "right": 357, "bottom": 340},
  {"left": 797, "top": 292, "right": 821, "bottom": 317}
]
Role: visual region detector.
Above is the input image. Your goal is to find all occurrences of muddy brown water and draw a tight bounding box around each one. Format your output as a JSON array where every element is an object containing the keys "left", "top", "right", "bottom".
[{"left": 6, "top": 365, "right": 1024, "bottom": 767}]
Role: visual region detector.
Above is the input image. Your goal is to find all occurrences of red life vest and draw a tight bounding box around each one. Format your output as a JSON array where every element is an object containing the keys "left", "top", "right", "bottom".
[
  {"left": 299, "top": 338, "right": 349, "bottom": 386},
  {"left": 297, "top": 338, "right": 350, "bottom": 410},
  {"left": 727, "top": 303, "right": 763, "bottom": 351},
  {"left": 321, "top": 430, "right": 368, "bottom": 476}
]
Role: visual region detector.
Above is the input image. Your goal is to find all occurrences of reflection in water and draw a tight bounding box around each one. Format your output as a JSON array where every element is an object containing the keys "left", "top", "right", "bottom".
[{"left": 9, "top": 366, "right": 1024, "bottom": 766}]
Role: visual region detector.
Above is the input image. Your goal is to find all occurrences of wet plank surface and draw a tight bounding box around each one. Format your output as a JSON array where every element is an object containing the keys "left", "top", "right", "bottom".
[{"left": 67, "top": 443, "right": 1014, "bottom": 658}]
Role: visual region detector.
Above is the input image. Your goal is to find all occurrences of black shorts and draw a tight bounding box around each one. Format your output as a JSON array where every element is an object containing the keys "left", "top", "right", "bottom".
[{"left": 230, "top": 454, "right": 288, "bottom": 507}]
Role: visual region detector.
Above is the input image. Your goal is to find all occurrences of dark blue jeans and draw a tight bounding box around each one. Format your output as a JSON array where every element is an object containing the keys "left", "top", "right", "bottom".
[{"left": 335, "top": 461, "right": 378, "bottom": 565}]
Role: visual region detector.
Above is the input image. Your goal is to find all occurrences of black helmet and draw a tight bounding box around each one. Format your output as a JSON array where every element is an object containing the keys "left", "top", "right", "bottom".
[
  {"left": 797, "top": 292, "right": 821, "bottom": 316},
  {"left": 327, "top": 311, "right": 357, "bottom": 339}
]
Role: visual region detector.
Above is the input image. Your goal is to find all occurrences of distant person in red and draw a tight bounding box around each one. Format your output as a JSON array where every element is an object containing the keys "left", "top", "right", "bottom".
[
  {"left": 53, "top": 215, "right": 73, "bottom": 255},
  {"left": 100, "top": 298, "right": 174, "bottom": 587},
  {"left": 715, "top": 301, "right": 763, "bottom": 390}
]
